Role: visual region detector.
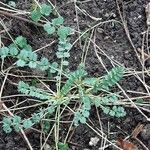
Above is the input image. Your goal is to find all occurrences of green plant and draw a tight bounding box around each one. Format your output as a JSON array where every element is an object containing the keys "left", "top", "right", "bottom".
[
  {"left": 72, "top": 68, "right": 126, "bottom": 126},
  {"left": 18, "top": 81, "right": 50, "bottom": 100},
  {"left": 1, "top": 2, "right": 126, "bottom": 142},
  {"left": 2, "top": 63, "right": 125, "bottom": 132},
  {"left": 31, "top": 3, "right": 52, "bottom": 22},
  {"left": 0, "top": 36, "right": 60, "bottom": 75},
  {"left": 2, "top": 105, "right": 56, "bottom": 133},
  {"left": 58, "top": 142, "right": 68, "bottom": 150},
  {"left": 31, "top": 2, "right": 73, "bottom": 65}
]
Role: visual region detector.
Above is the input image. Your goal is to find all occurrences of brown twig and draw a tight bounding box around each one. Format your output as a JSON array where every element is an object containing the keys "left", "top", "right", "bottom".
[
  {"left": 0, "top": 10, "right": 43, "bottom": 27},
  {"left": 131, "top": 123, "right": 144, "bottom": 138},
  {"left": 134, "top": 137, "right": 149, "bottom": 150},
  {"left": 131, "top": 123, "right": 149, "bottom": 150}
]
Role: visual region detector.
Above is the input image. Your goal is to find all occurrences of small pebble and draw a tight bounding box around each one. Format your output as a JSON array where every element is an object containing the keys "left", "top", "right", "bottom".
[
  {"left": 111, "top": 13, "right": 116, "bottom": 18},
  {"left": 44, "top": 143, "right": 51, "bottom": 150},
  {"left": 140, "top": 124, "right": 150, "bottom": 140},
  {"left": 89, "top": 137, "right": 99, "bottom": 146},
  {"left": 104, "top": 36, "right": 109, "bottom": 40},
  {"left": 105, "top": 13, "right": 109, "bottom": 17}
]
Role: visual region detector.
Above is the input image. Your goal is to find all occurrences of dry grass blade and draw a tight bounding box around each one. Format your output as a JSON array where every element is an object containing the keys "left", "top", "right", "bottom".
[{"left": 0, "top": 10, "right": 43, "bottom": 27}]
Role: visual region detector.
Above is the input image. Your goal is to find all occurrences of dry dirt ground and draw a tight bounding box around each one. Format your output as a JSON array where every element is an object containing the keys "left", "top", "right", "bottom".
[{"left": 0, "top": 0, "right": 150, "bottom": 149}]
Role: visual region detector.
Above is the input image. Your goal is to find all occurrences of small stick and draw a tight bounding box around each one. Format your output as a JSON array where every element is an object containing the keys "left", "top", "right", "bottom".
[
  {"left": 131, "top": 123, "right": 144, "bottom": 138},
  {"left": 0, "top": 10, "right": 43, "bottom": 27},
  {"left": 134, "top": 137, "right": 149, "bottom": 150},
  {"left": 131, "top": 123, "right": 149, "bottom": 150}
]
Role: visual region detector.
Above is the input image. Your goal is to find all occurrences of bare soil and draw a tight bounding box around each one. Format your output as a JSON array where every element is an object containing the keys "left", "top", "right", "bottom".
[{"left": 0, "top": 0, "right": 150, "bottom": 149}]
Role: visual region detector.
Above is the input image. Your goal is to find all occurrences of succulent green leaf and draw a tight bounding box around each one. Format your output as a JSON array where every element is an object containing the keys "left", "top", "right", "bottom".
[
  {"left": 73, "top": 111, "right": 81, "bottom": 126},
  {"left": 82, "top": 96, "right": 91, "bottom": 110},
  {"left": 32, "top": 113, "right": 42, "bottom": 123},
  {"left": 112, "top": 106, "right": 126, "bottom": 117},
  {"left": 83, "top": 77, "right": 99, "bottom": 86},
  {"left": 58, "top": 46, "right": 65, "bottom": 51},
  {"left": 18, "top": 49, "right": 29, "bottom": 60},
  {"left": 3, "top": 117, "right": 12, "bottom": 125},
  {"left": 29, "top": 52, "right": 37, "bottom": 60},
  {"left": 3, "top": 124, "right": 12, "bottom": 133},
  {"left": 63, "top": 52, "right": 70, "bottom": 58},
  {"left": 49, "top": 62, "right": 58, "bottom": 73},
  {"left": 79, "top": 116, "right": 86, "bottom": 124},
  {"left": 40, "top": 3, "right": 52, "bottom": 16},
  {"left": 58, "top": 143, "right": 68, "bottom": 150},
  {"left": 58, "top": 42, "right": 72, "bottom": 52},
  {"left": 16, "top": 59, "right": 26, "bottom": 67},
  {"left": 82, "top": 110, "right": 90, "bottom": 118},
  {"left": 0, "top": 47, "right": 9, "bottom": 58},
  {"left": 57, "top": 26, "right": 72, "bottom": 40},
  {"left": 135, "top": 98, "right": 144, "bottom": 104},
  {"left": 61, "top": 68, "right": 87, "bottom": 96},
  {"left": 43, "top": 120, "right": 51, "bottom": 133},
  {"left": 2, "top": 117, "right": 12, "bottom": 133},
  {"left": 12, "top": 115, "right": 21, "bottom": 125},
  {"left": 18, "top": 81, "right": 50, "bottom": 100},
  {"left": 26, "top": 52, "right": 38, "bottom": 68},
  {"left": 64, "top": 43, "right": 72, "bottom": 50},
  {"left": 43, "top": 22, "right": 55, "bottom": 34},
  {"left": 73, "top": 98, "right": 90, "bottom": 126},
  {"left": 109, "top": 94, "right": 118, "bottom": 103},
  {"left": 109, "top": 110, "right": 115, "bottom": 116},
  {"left": 52, "top": 16, "right": 64, "bottom": 26},
  {"left": 28, "top": 61, "right": 37, "bottom": 68},
  {"left": 23, "top": 119, "right": 33, "bottom": 129},
  {"left": 62, "top": 60, "right": 69, "bottom": 66},
  {"left": 100, "top": 67, "right": 125, "bottom": 90},
  {"left": 9, "top": 44, "right": 18, "bottom": 56},
  {"left": 15, "top": 36, "right": 27, "bottom": 48},
  {"left": 12, "top": 115, "right": 22, "bottom": 132},
  {"left": 94, "top": 98, "right": 102, "bottom": 107},
  {"left": 102, "top": 107, "right": 110, "bottom": 114},
  {"left": 31, "top": 8, "right": 42, "bottom": 22},
  {"left": 56, "top": 51, "right": 64, "bottom": 58},
  {"left": 23, "top": 44, "right": 33, "bottom": 52},
  {"left": 47, "top": 106, "right": 55, "bottom": 114},
  {"left": 38, "top": 57, "right": 50, "bottom": 71}
]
